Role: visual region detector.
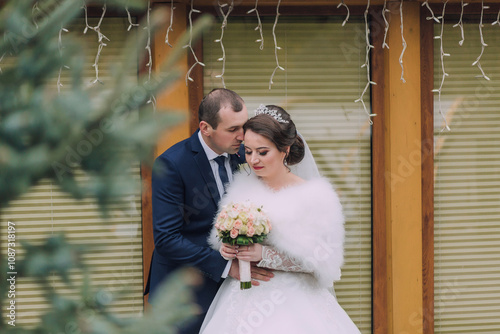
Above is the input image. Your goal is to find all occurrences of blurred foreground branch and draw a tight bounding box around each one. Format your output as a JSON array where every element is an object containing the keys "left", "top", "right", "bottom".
[{"left": 0, "top": 0, "right": 212, "bottom": 332}]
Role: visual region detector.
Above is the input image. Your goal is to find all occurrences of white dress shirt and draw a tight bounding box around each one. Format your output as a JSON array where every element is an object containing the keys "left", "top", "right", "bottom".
[{"left": 198, "top": 131, "right": 233, "bottom": 199}]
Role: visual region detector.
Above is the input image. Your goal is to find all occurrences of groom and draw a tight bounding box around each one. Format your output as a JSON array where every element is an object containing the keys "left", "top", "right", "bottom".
[{"left": 145, "top": 88, "right": 272, "bottom": 333}]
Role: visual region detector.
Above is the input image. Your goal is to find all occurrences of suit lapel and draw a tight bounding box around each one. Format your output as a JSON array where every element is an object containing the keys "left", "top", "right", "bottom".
[{"left": 191, "top": 134, "right": 246, "bottom": 204}]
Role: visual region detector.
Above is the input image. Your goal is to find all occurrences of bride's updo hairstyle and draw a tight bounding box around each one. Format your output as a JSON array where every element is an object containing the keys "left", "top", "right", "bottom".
[{"left": 244, "top": 105, "right": 305, "bottom": 166}]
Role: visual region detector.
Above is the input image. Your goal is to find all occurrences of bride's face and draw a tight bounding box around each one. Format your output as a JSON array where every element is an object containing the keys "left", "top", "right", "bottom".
[{"left": 244, "top": 130, "right": 287, "bottom": 178}]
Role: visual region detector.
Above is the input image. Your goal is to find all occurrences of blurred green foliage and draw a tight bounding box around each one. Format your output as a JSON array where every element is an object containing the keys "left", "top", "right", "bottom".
[{"left": 0, "top": 0, "right": 212, "bottom": 332}]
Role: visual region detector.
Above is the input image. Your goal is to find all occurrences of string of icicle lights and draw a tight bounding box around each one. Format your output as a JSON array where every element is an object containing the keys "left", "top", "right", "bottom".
[
  {"left": 82, "top": 2, "right": 108, "bottom": 85},
  {"left": 25, "top": 1, "right": 498, "bottom": 127},
  {"left": 57, "top": 25, "right": 69, "bottom": 93},
  {"left": 214, "top": 0, "right": 234, "bottom": 88},
  {"left": 432, "top": 0, "right": 451, "bottom": 132},
  {"left": 355, "top": 0, "right": 376, "bottom": 124},
  {"left": 184, "top": 0, "right": 204, "bottom": 85},
  {"left": 145, "top": 0, "right": 157, "bottom": 110}
]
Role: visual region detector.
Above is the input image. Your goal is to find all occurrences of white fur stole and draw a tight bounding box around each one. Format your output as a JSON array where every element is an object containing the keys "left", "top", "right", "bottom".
[{"left": 208, "top": 171, "right": 345, "bottom": 287}]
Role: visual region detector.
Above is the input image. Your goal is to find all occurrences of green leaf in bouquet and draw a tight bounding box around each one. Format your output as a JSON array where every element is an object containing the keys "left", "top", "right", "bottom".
[
  {"left": 252, "top": 235, "right": 268, "bottom": 244},
  {"left": 236, "top": 236, "right": 254, "bottom": 246}
]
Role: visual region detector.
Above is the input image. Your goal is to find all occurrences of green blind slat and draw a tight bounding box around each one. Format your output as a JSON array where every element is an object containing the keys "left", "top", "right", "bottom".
[
  {"left": 0, "top": 17, "right": 143, "bottom": 327},
  {"left": 434, "top": 23, "right": 500, "bottom": 333}
]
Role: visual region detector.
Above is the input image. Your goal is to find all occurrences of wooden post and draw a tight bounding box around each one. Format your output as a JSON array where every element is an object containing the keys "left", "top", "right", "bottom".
[
  {"left": 383, "top": 3, "right": 424, "bottom": 333},
  {"left": 142, "top": 2, "right": 190, "bottom": 306},
  {"left": 153, "top": 4, "right": 190, "bottom": 157}
]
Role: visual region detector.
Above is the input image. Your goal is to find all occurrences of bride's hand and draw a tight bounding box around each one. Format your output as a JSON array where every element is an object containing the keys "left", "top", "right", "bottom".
[
  {"left": 236, "top": 244, "right": 263, "bottom": 262},
  {"left": 220, "top": 243, "right": 238, "bottom": 260}
]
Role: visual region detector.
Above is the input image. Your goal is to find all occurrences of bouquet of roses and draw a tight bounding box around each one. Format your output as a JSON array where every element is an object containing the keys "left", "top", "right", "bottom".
[{"left": 215, "top": 201, "right": 272, "bottom": 289}]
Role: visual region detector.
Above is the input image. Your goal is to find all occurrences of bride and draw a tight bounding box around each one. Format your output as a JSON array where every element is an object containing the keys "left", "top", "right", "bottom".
[{"left": 200, "top": 105, "right": 361, "bottom": 334}]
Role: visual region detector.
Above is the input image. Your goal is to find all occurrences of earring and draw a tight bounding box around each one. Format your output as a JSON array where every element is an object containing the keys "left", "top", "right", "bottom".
[{"left": 283, "top": 157, "right": 290, "bottom": 172}]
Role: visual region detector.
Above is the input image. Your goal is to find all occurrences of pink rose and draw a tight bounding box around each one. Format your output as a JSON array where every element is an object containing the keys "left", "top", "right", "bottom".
[
  {"left": 230, "top": 228, "right": 239, "bottom": 239},
  {"left": 234, "top": 219, "right": 243, "bottom": 229},
  {"left": 218, "top": 219, "right": 227, "bottom": 231},
  {"left": 247, "top": 226, "right": 255, "bottom": 237}
]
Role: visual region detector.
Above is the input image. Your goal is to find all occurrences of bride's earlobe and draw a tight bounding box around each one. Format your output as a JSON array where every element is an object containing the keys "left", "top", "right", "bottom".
[{"left": 283, "top": 154, "right": 290, "bottom": 172}]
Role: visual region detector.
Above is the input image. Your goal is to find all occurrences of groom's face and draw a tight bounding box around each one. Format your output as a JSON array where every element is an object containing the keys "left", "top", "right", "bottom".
[{"left": 206, "top": 105, "right": 248, "bottom": 155}]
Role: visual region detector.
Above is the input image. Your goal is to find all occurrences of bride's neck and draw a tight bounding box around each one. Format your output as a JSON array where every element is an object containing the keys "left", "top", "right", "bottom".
[{"left": 260, "top": 168, "right": 302, "bottom": 191}]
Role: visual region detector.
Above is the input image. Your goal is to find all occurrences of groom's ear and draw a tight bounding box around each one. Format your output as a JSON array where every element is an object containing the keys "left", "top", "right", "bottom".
[{"left": 199, "top": 121, "right": 212, "bottom": 136}]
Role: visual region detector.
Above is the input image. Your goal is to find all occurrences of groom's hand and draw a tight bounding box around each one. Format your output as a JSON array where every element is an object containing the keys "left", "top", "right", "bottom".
[
  {"left": 250, "top": 262, "right": 274, "bottom": 285},
  {"left": 228, "top": 260, "right": 274, "bottom": 286}
]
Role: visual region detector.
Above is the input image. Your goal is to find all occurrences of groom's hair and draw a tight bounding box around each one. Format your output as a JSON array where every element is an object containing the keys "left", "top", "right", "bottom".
[{"left": 198, "top": 88, "right": 245, "bottom": 129}]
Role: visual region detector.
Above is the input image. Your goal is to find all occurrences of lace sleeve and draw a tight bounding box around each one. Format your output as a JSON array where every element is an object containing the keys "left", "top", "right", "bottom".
[{"left": 257, "top": 245, "right": 312, "bottom": 273}]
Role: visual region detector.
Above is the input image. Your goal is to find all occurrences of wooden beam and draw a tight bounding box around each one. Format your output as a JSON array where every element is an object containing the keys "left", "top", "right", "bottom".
[
  {"left": 156, "top": 0, "right": 500, "bottom": 5},
  {"left": 142, "top": 2, "right": 191, "bottom": 306},
  {"left": 153, "top": 4, "right": 191, "bottom": 157},
  {"left": 383, "top": 3, "right": 424, "bottom": 333},
  {"left": 420, "top": 7, "right": 435, "bottom": 334},
  {"left": 370, "top": 6, "right": 388, "bottom": 334}
]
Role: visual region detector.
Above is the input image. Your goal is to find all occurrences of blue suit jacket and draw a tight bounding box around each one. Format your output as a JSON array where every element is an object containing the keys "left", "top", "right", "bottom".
[{"left": 145, "top": 131, "right": 245, "bottom": 332}]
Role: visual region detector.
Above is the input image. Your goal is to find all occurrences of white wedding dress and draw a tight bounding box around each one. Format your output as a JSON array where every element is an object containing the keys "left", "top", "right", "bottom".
[{"left": 200, "top": 171, "right": 361, "bottom": 334}]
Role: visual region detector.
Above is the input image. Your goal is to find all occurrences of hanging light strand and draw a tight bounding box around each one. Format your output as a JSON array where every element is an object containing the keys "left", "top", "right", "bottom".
[
  {"left": 125, "top": 5, "right": 140, "bottom": 31},
  {"left": 58, "top": 27, "right": 69, "bottom": 57},
  {"left": 32, "top": 2, "right": 41, "bottom": 29},
  {"left": 0, "top": 53, "right": 4, "bottom": 74},
  {"left": 165, "top": 0, "right": 175, "bottom": 47},
  {"left": 421, "top": 0, "right": 440, "bottom": 23},
  {"left": 184, "top": 0, "right": 204, "bottom": 84},
  {"left": 382, "top": 0, "right": 390, "bottom": 49},
  {"left": 269, "top": 0, "right": 284, "bottom": 90},
  {"left": 337, "top": 0, "right": 350, "bottom": 27},
  {"left": 215, "top": 1, "right": 234, "bottom": 88},
  {"left": 145, "top": 0, "right": 152, "bottom": 83},
  {"left": 493, "top": 9, "right": 500, "bottom": 26},
  {"left": 57, "top": 26, "right": 69, "bottom": 93},
  {"left": 432, "top": 0, "right": 451, "bottom": 132},
  {"left": 355, "top": 0, "right": 377, "bottom": 124},
  {"left": 399, "top": 0, "right": 407, "bottom": 83},
  {"left": 145, "top": 1, "right": 156, "bottom": 110},
  {"left": 247, "top": 0, "right": 264, "bottom": 50},
  {"left": 472, "top": 0, "right": 490, "bottom": 80},
  {"left": 453, "top": 0, "right": 468, "bottom": 46},
  {"left": 83, "top": 2, "right": 109, "bottom": 85}
]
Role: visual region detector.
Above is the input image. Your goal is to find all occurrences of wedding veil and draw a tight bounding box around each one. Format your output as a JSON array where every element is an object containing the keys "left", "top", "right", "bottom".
[
  {"left": 290, "top": 132, "right": 338, "bottom": 298},
  {"left": 289, "top": 132, "right": 321, "bottom": 180}
]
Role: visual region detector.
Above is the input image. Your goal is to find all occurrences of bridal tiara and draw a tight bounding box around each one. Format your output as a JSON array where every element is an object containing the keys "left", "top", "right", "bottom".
[{"left": 254, "top": 104, "right": 289, "bottom": 124}]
